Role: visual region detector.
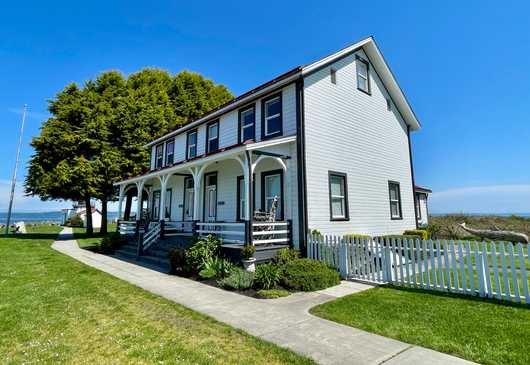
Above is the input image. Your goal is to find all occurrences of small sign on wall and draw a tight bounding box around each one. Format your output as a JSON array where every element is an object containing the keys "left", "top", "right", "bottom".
[{"left": 218, "top": 201, "right": 225, "bottom": 206}]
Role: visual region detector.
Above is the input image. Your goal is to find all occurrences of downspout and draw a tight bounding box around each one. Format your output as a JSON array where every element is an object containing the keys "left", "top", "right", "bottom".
[
  {"left": 407, "top": 125, "right": 419, "bottom": 229},
  {"left": 295, "top": 77, "right": 309, "bottom": 255},
  {"left": 245, "top": 150, "right": 254, "bottom": 246}
]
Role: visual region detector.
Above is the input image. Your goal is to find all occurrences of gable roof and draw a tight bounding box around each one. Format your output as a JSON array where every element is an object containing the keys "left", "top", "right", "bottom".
[{"left": 147, "top": 36, "right": 420, "bottom": 147}]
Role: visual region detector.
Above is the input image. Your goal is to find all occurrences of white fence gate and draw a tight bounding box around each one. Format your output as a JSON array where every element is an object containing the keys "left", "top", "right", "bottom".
[{"left": 307, "top": 234, "right": 530, "bottom": 304}]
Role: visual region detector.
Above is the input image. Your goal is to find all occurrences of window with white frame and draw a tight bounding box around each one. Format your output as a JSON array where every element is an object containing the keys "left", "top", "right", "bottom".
[
  {"left": 389, "top": 181, "right": 403, "bottom": 219},
  {"left": 186, "top": 130, "right": 197, "bottom": 159},
  {"left": 356, "top": 56, "right": 370, "bottom": 93},
  {"left": 239, "top": 106, "right": 255, "bottom": 142},
  {"left": 262, "top": 94, "right": 282, "bottom": 138},
  {"left": 165, "top": 140, "right": 174, "bottom": 165},
  {"left": 329, "top": 172, "right": 348, "bottom": 220},
  {"left": 206, "top": 121, "right": 219, "bottom": 153},
  {"left": 155, "top": 144, "right": 164, "bottom": 169}
]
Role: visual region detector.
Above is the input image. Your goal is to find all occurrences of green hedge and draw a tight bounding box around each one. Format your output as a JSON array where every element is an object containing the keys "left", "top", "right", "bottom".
[
  {"left": 403, "top": 229, "right": 429, "bottom": 240},
  {"left": 281, "top": 259, "right": 340, "bottom": 292}
]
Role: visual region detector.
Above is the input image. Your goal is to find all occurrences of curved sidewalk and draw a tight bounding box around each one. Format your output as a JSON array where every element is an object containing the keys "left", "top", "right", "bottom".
[{"left": 53, "top": 228, "right": 475, "bottom": 365}]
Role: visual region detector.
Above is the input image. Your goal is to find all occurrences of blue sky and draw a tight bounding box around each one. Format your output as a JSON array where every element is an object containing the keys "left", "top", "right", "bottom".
[{"left": 1, "top": 1, "right": 529, "bottom": 213}]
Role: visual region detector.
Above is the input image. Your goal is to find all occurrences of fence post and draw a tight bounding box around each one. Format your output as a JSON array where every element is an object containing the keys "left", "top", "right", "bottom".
[
  {"left": 339, "top": 238, "right": 349, "bottom": 279},
  {"left": 382, "top": 241, "right": 392, "bottom": 283}
]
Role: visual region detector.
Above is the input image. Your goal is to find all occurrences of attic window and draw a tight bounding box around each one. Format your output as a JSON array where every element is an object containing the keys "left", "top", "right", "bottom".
[
  {"left": 356, "top": 55, "right": 370, "bottom": 94},
  {"left": 330, "top": 68, "right": 337, "bottom": 84},
  {"left": 386, "top": 98, "right": 392, "bottom": 111}
]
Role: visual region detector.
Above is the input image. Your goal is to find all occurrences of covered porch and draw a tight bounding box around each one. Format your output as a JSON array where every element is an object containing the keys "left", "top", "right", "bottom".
[{"left": 114, "top": 136, "right": 299, "bottom": 252}]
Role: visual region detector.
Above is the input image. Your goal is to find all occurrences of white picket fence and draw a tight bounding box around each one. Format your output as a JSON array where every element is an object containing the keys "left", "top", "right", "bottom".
[{"left": 307, "top": 234, "right": 530, "bottom": 304}]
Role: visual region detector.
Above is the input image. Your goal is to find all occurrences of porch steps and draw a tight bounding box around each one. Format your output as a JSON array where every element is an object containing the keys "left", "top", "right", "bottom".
[{"left": 113, "top": 242, "right": 171, "bottom": 272}]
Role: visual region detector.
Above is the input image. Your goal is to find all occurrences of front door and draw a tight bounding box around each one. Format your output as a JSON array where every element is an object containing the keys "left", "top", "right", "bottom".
[
  {"left": 204, "top": 173, "right": 217, "bottom": 222},
  {"left": 183, "top": 177, "right": 194, "bottom": 221},
  {"left": 262, "top": 170, "right": 283, "bottom": 220},
  {"left": 151, "top": 191, "right": 161, "bottom": 221}
]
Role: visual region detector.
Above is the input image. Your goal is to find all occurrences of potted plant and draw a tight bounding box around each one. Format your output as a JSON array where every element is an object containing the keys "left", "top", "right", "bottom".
[{"left": 241, "top": 244, "right": 257, "bottom": 272}]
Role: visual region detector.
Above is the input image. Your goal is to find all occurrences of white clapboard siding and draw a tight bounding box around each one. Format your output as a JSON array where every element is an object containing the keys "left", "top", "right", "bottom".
[{"left": 307, "top": 234, "right": 530, "bottom": 304}]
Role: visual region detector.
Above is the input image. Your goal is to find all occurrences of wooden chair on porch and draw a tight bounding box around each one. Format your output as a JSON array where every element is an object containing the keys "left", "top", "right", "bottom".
[{"left": 253, "top": 196, "right": 278, "bottom": 243}]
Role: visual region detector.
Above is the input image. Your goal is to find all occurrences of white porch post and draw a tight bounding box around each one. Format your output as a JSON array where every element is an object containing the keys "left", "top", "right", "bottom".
[
  {"left": 191, "top": 168, "right": 201, "bottom": 221},
  {"left": 135, "top": 179, "right": 145, "bottom": 221},
  {"left": 158, "top": 174, "right": 170, "bottom": 221},
  {"left": 117, "top": 184, "right": 125, "bottom": 220}
]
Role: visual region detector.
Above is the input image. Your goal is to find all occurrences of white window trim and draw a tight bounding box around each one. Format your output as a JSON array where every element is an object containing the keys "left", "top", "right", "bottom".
[
  {"left": 240, "top": 107, "right": 255, "bottom": 141},
  {"left": 264, "top": 97, "right": 281, "bottom": 136},
  {"left": 187, "top": 131, "right": 197, "bottom": 158}
]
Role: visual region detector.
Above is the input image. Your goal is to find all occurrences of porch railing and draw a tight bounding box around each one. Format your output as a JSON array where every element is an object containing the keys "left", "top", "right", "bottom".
[
  {"left": 139, "top": 221, "right": 161, "bottom": 253},
  {"left": 118, "top": 220, "right": 137, "bottom": 236},
  {"left": 162, "top": 220, "right": 194, "bottom": 237},
  {"left": 196, "top": 222, "right": 246, "bottom": 245},
  {"left": 252, "top": 220, "right": 292, "bottom": 246}
]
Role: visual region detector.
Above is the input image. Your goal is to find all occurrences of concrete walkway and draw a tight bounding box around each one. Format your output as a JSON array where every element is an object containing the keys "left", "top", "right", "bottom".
[{"left": 53, "top": 228, "right": 475, "bottom": 365}]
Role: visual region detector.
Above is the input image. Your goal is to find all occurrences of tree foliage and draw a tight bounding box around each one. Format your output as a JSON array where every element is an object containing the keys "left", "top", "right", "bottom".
[{"left": 25, "top": 69, "right": 233, "bottom": 232}]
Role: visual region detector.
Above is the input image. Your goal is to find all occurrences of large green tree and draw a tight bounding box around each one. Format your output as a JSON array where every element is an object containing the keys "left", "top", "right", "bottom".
[{"left": 26, "top": 68, "right": 233, "bottom": 234}]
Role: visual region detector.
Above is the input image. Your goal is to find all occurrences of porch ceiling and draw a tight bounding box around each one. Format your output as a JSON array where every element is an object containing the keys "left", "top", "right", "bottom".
[{"left": 115, "top": 135, "right": 296, "bottom": 186}]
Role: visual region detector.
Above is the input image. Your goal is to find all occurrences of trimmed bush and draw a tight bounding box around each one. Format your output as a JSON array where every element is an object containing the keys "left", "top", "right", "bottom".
[
  {"left": 65, "top": 215, "right": 84, "bottom": 228},
  {"left": 168, "top": 248, "right": 193, "bottom": 276},
  {"left": 99, "top": 232, "right": 126, "bottom": 254},
  {"left": 254, "top": 263, "right": 281, "bottom": 290},
  {"left": 282, "top": 259, "right": 340, "bottom": 292},
  {"left": 256, "top": 289, "right": 290, "bottom": 299},
  {"left": 185, "top": 235, "right": 220, "bottom": 272},
  {"left": 272, "top": 248, "right": 299, "bottom": 267},
  {"left": 218, "top": 269, "right": 254, "bottom": 290},
  {"left": 403, "top": 229, "right": 429, "bottom": 240},
  {"left": 344, "top": 233, "right": 372, "bottom": 240},
  {"left": 310, "top": 229, "right": 323, "bottom": 237},
  {"left": 240, "top": 245, "right": 256, "bottom": 260}
]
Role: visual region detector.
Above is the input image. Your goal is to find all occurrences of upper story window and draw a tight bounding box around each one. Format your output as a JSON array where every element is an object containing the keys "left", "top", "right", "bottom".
[
  {"left": 329, "top": 171, "right": 349, "bottom": 221},
  {"left": 155, "top": 144, "right": 164, "bottom": 169},
  {"left": 262, "top": 93, "right": 282, "bottom": 139},
  {"left": 356, "top": 56, "right": 370, "bottom": 94},
  {"left": 165, "top": 140, "right": 174, "bottom": 165},
  {"left": 388, "top": 181, "right": 403, "bottom": 220},
  {"left": 330, "top": 68, "right": 337, "bottom": 84},
  {"left": 206, "top": 121, "right": 219, "bottom": 154},
  {"left": 186, "top": 129, "right": 197, "bottom": 159},
  {"left": 239, "top": 105, "right": 255, "bottom": 143}
]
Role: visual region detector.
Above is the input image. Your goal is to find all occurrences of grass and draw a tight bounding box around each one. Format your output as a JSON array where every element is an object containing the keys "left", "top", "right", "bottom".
[
  {"left": 0, "top": 226, "right": 314, "bottom": 364},
  {"left": 311, "top": 285, "right": 530, "bottom": 365},
  {"left": 72, "top": 223, "right": 117, "bottom": 248}
]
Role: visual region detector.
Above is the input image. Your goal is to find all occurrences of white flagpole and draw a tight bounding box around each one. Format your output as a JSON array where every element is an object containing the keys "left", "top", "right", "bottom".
[{"left": 5, "top": 104, "right": 27, "bottom": 235}]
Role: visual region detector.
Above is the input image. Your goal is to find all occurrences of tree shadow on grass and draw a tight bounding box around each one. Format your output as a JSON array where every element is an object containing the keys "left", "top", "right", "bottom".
[
  {"left": 8, "top": 233, "right": 62, "bottom": 241},
  {"left": 381, "top": 284, "right": 530, "bottom": 309}
]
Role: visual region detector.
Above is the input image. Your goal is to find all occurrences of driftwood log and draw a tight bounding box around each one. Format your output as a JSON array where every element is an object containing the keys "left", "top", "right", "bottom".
[{"left": 459, "top": 222, "right": 529, "bottom": 243}]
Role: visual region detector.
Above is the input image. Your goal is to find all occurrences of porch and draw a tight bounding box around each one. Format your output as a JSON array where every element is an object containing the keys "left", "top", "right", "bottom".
[{"left": 114, "top": 136, "right": 299, "bottom": 256}]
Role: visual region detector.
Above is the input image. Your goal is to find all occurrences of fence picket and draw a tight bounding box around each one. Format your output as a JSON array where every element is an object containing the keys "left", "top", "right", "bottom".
[
  {"left": 436, "top": 241, "right": 444, "bottom": 290},
  {"left": 499, "top": 242, "right": 511, "bottom": 300},
  {"left": 416, "top": 240, "right": 423, "bottom": 288},
  {"left": 475, "top": 242, "right": 485, "bottom": 297},
  {"left": 450, "top": 241, "right": 459, "bottom": 292},
  {"left": 429, "top": 240, "right": 437, "bottom": 289},
  {"left": 482, "top": 242, "right": 493, "bottom": 298},
  {"left": 465, "top": 242, "right": 474, "bottom": 295},
  {"left": 518, "top": 243, "right": 530, "bottom": 304},
  {"left": 390, "top": 239, "right": 397, "bottom": 283},
  {"left": 443, "top": 241, "right": 452, "bottom": 291},
  {"left": 508, "top": 243, "right": 521, "bottom": 302},
  {"left": 410, "top": 239, "right": 417, "bottom": 287},
  {"left": 423, "top": 240, "right": 431, "bottom": 289},
  {"left": 457, "top": 241, "right": 467, "bottom": 294},
  {"left": 360, "top": 238, "right": 367, "bottom": 280},
  {"left": 368, "top": 239, "right": 375, "bottom": 282},
  {"left": 403, "top": 239, "right": 410, "bottom": 285},
  {"left": 490, "top": 243, "right": 502, "bottom": 300}
]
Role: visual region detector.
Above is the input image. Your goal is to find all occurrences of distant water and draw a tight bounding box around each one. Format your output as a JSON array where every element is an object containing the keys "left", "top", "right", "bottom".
[{"left": 0, "top": 211, "right": 119, "bottom": 224}]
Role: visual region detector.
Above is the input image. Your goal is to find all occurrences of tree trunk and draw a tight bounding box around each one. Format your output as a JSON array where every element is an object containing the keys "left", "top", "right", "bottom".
[
  {"left": 124, "top": 194, "right": 132, "bottom": 221},
  {"left": 84, "top": 196, "right": 93, "bottom": 236},
  {"left": 100, "top": 197, "right": 108, "bottom": 235},
  {"left": 460, "top": 223, "right": 529, "bottom": 243}
]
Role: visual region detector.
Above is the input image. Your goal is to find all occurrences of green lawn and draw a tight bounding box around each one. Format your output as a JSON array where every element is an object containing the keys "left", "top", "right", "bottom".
[
  {"left": 311, "top": 285, "right": 530, "bottom": 365},
  {"left": 0, "top": 226, "right": 313, "bottom": 364},
  {"left": 73, "top": 223, "right": 117, "bottom": 248}
]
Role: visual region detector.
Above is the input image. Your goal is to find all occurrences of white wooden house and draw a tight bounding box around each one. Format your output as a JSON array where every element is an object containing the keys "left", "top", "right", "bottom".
[
  {"left": 415, "top": 185, "right": 432, "bottom": 227},
  {"left": 115, "top": 36, "right": 424, "bottom": 256}
]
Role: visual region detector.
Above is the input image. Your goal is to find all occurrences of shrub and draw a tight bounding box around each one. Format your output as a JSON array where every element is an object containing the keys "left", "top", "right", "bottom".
[
  {"left": 185, "top": 235, "right": 220, "bottom": 272},
  {"left": 198, "top": 267, "right": 217, "bottom": 280},
  {"left": 272, "top": 248, "right": 299, "bottom": 267},
  {"left": 218, "top": 268, "right": 254, "bottom": 290},
  {"left": 344, "top": 233, "right": 372, "bottom": 240},
  {"left": 310, "top": 229, "right": 323, "bottom": 237},
  {"left": 65, "top": 215, "right": 84, "bottom": 228},
  {"left": 240, "top": 244, "right": 256, "bottom": 260},
  {"left": 378, "top": 234, "right": 423, "bottom": 241},
  {"left": 256, "top": 288, "right": 290, "bottom": 299},
  {"left": 99, "top": 232, "right": 126, "bottom": 254},
  {"left": 201, "top": 257, "right": 235, "bottom": 279},
  {"left": 403, "top": 229, "right": 429, "bottom": 240},
  {"left": 168, "top": 248, "right": 193, "bottom": 276},
  {"left": 282, "top": 258, "right": 340, "bottom": 291},
  {"left": 426, "top": 223, "right": 442, "bottom": 240},
  {"left": 254, "top": 263, "right": 282, "bottom": 290}
]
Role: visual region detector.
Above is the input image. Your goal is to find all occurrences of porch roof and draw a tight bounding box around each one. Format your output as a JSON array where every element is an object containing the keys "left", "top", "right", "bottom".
[{"left": 115, "top": 135, "right": 296, "bottom": 187}]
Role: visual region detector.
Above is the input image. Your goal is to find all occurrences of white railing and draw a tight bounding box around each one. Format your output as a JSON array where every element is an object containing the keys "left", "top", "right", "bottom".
[
  {"left": 163, "top": 221, "right": 194, "bottom": 236},
  {"left": 196, "top": 222, "right": 245, "bottom": 244},
  {"left": 308, "top": 234, "right": 530, "bottom": 304},
  {"left": 118, "top": 220, "right": 137, "bottom": 236},
  {"left": 252, "top": 221, "right": 291, "bottom": 245},
  {"left": 142, "top": 221, "right": 161, "bottom": 251}
]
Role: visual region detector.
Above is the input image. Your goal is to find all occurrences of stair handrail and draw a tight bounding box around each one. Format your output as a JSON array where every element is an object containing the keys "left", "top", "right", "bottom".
[{"left": 141, "top": 221, "right": 161, "bottom": 253}]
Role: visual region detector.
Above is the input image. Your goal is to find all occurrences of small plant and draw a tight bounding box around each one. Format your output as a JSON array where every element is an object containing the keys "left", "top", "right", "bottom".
[
  {"left": 403, "top": 229, "right": 429, "bottom": 240},
  {"left": 240, "top": 244, "right": 256, "bottom": 260},
  {"left": 344, "top": 233, "right": 372, "bottom": 240},
  {"left": 254, "top": 263, "right": 281, "bottom": 290},
  {"left": 218, "top": 268, "right": 254, "bottom": 290},
  {"left": 99, "top": 232, "right": 126, "bottom": 254},
  {"left": 168, "top": 248, "right": 193, "bottom": 276},
  {"left": 282, "top": 258, "right": 340, "bottom": 291},
  {"left": 272, "top": 248, "right": 299, "bottom": 267},
  {"left": 256, "top": 288, "right": 290, "bottom": 299},
  {"left": 426, "top": 223, "right": 441, "bottom": 240},
  {"left": 201, "top": 257, "right": 235, "bottom": 279},
  {"left": 310, "top": 229, "right": 323, "bottom": 237},
  {"left": 198, "top": 267, "right": 217, "bottom": 280},
  {"left": 184, "top": 235, "right": 221, "bottom": 272}
]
